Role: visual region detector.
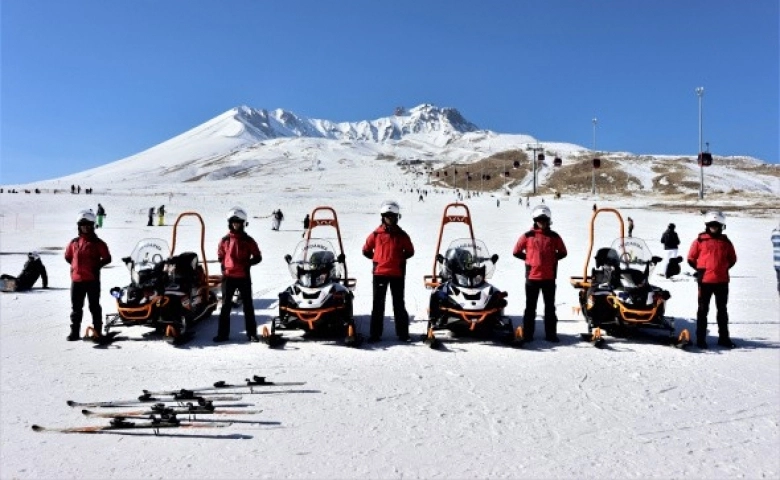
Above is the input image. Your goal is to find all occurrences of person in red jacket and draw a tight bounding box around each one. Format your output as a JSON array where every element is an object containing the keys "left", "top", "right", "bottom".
[
  {"left": 362, "top": 200, "right": 415, "bottom": 342},
  {"left": 214, "top": 207, "right": 262, "bottom": 343},
  {"left": 513, "top": 205, "right": 567, "bottom": 343},
  {"left": 64, "top": 209, "right": 112, "bottom": 341},
  {"left": 687, "top": 211, "right": 738, "bottom": 349}
]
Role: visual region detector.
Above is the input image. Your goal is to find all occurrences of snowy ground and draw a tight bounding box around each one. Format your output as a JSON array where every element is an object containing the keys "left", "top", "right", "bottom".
[{"left": 1, "top": 165, "right": 778, "bottom": 479}]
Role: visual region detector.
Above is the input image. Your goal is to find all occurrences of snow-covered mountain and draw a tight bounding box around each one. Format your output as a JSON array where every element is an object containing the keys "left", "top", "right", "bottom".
[{"left": 37, "top": 104, "right": 780, "bottom": 197}]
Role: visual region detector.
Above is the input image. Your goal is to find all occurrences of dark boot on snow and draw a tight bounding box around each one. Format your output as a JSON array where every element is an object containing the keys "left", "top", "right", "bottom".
[
  {"left": 67, "top": 325, "right": 81, "bottom": 341},
  {"left": 717, "top": 337, "right": 737, "bottom": 348},
  {"left": 696, "top": 339, "right": 708, "bottom": 349}
]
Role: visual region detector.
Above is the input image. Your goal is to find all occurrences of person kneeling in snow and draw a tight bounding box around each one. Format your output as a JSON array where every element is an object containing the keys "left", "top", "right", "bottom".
[{"left": 1, "top": 252, "right": 48, "bottom": 292}]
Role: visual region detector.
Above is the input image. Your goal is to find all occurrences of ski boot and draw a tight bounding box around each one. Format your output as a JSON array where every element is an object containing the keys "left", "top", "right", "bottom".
[{"left": 67, "top": 324, "right": 81, "bottom": 341}]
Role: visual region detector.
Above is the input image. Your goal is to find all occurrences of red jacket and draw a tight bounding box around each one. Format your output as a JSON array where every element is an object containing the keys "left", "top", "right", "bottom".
[
  {"left": 513, "top": 226, "right": 567, "bottom": 280},
  {"left": 218, "top": 231, "right": 262, "bottom": 279},
  {"left": 687, "top": 232, "right": 737, "bottom": 283},
  {"left": 64, "top": 233, "right": 112, "bottom": 282},
  {"left": 362, "top": 224, "right": 414, "bottom": 277}
]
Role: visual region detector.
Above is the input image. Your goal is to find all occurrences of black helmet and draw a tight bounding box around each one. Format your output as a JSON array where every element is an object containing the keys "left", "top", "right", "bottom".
[{"left": 668, "top": 223, "right": 675, "bottom": 230}]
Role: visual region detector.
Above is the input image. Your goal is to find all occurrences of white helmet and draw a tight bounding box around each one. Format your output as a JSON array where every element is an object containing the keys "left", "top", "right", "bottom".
[
  {"left": 531, "top": 205, "right": 551, "bottom": 221},
  {"left": 704, "top": 210, "right": 725, "bottom": 226},
  {"left": 380, "top": 200, "right": 401, "bottom": 215},
  {"left": 227, "top": 207, "right": 248, "bottom": 223},
  {"left": 77, "top": 209, "right": 96, "bottom": 224}
]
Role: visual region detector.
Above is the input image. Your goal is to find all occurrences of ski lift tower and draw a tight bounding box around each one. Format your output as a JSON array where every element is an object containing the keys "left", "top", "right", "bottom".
[
  {"left": 696, "top": 87, "right": 705, "bottom": 200},
  {"left": 526, "top": 142, "right": 544, "bottom": 195},
  {"left": 591, "top": 118, "right": 598, "bottom": 195}
]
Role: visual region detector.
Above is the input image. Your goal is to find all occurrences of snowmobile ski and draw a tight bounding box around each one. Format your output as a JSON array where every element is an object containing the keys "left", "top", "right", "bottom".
[
  {"left": 67, "top": 393, "right": 242, "bottom": 408},
  {"left": 31, "top": 418, "right": 231, "bottom": 434},
  {"left": 82, "top": 327, "right": 121, "bottom": 345},
  {"left": 142, "top": 375, "right": 305, "bottom": 395}
]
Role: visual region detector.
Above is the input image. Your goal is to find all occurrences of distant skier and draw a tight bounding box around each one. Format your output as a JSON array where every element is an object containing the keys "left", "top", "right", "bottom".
[
  {"left": 271, "top": 209, "right": 284, "bottom": 231},
  {"left": 303, "top": 213, "right": 310, "bottom": 231},
  {"left": 158, "top": 205, "right": 165, "bottom": 226},
  {"left": 1, "top": 252, "right": 48, "bottom": 292},
  {"left": 147, "top": 207, "right": 155, "bottom": 227},
  {"left": 660, "top": 223, "right": 681, "bottom": 276},
  {"left": 627, "top": 217, "right": 634, "bottom": 237},
  {"left": 96, "top": 204, "right": 106, "bottom": 229}
]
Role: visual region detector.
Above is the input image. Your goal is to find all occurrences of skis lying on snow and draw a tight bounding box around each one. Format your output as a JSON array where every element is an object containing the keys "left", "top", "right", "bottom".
[
  {"left": 81, "top": 410, "right": 278, "bottom": 425},
  {"left": 32, "top": 418, "right": 231, "bottom": 434},
  {"left": 80, "top": 403, "right": 264, "bottom": 416},
  {"left": 67, "top": 393, "right": 243, "bottom": 408},
  {"left": 142, "top": 375, "right": 305, "bottom": 396}
]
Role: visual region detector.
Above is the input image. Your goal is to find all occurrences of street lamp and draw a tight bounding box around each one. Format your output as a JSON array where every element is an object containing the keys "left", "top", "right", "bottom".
[
  {"left": 525, "top": 142, "right": 544, "bottom": 195},
  {"left": 696, "top": 86, "right": 705, "bottom": 200},
  {"left": 592, "top": 118, "right": 598, "bottom": 195}
]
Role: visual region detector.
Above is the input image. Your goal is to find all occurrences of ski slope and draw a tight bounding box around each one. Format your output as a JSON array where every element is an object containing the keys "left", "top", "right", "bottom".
[{"left": 1, "top": 163, "right": 778, "bottom": 479}]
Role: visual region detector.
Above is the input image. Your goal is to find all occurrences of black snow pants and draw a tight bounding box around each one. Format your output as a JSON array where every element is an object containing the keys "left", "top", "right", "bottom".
[
  {"left": 523, "top": 279, "right": 558, "bottom": 339},
  {"left": 696, "top": 282, "right": 730, "bottom": 341},
  {"left": 217, "top": 277, "right": 257, "bottom": 338},
  {"left": 70, "top": 281, "right": 102, "bottom": 329},
  {"left": 370, "top": 275, "right": 409, "bottom": 339}
]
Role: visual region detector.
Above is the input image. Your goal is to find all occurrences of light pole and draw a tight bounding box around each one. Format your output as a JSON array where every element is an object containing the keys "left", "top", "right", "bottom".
[
  {"left": 696, "top": 86, "right": 705, "bottom": 200},
  {"left": 592, "top": 118, "right": 598, "bottom": 195}
]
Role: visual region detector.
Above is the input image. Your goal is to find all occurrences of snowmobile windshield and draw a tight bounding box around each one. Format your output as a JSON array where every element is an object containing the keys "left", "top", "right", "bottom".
[
  {"left": 287, "top": 239, "right": 343, "bottom": 287},
  {"left": 609, "top": 237, "right": 656, "bottom": 287},
  {"left": 127, "top": 238, "right": 170, "bottom": 285},
  {"left": 441, "top": 239, "right": 495, "bottom": 288}
]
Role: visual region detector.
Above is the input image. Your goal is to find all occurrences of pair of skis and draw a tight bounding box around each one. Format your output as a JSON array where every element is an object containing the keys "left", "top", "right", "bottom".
[{"left": 32, "top": 417, "right": 230, "bottom": 435}]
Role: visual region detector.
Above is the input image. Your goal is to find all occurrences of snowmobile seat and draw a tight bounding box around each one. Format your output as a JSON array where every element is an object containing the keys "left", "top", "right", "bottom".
[
  {"left": 594, "top": 248, "right": 619, "bottom": 268},
  {"left": 166, "top": 252, "right": 199, "bottom": 292}
]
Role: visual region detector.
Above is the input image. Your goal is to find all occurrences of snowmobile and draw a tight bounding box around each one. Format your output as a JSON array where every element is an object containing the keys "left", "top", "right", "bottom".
[
  {"left": 569, "top": 208, "right": 690, "bottom": 348},
  {"left": 262, "top": 206, "right": 359, "bottom": 347},
  {"left": 422, "top": 203, "right": 517, "bottom": 348},
  {"left": 104, "top": 212, "right": 221, "bottom": 345}
]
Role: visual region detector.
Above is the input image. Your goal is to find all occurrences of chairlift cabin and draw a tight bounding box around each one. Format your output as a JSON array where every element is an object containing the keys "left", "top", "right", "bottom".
[
  {"left": 553, "top": 157, "right": 562, "bottom": 167},
  {"left": 697, "top": 152, "right": 713, "bottom": 167},
  {"left": 592, "top": 158, "right": 601, "bottom": 169}
]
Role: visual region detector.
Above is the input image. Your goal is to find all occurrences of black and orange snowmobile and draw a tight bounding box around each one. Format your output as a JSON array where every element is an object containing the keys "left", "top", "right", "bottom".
[
  {"left": 570, "top": 208, "right": 690, "bottom": 348},
  {"left": 262, "top": 206, "right": 359, "bottom": 347},
  {"left": 103, "top": 212, "right": 221, "bottom": 345},
  {"left": 422, "top": 203, "right": 518, "bottom": 348}
]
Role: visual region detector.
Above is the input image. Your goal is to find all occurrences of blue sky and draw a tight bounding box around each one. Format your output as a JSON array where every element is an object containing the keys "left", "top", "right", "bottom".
[{"left": 1, "top": 0, "right": 777, "bottom": 185}]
